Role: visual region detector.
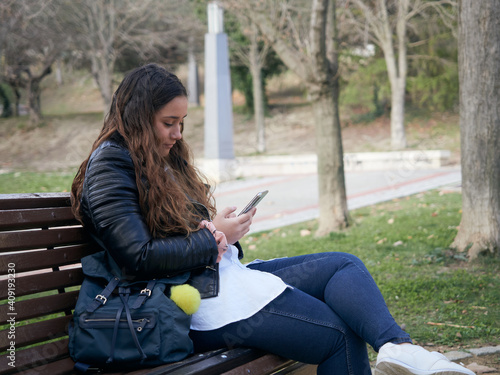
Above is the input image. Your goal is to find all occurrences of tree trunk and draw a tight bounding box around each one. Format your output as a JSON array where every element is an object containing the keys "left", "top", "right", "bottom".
[
  {"left": 391, "top": 0, "right": 408, "bottom": 150},
  {"left": 27, "top": 77, "right": 42, "bottom": 127},
  {"left": 26, "top": 65, "right": 52, "bottom": 126},
  {"left": 249, "top": 25, "right": 266, "bottom": 153},
  {"left": 383, "top": 0, "right": 408, "bottom": 150},
  {"left": 0, "top": 86, "right": 12, "bottom": 118},
  {"left": 312, "top": 0, "right": 348, "bottom": 235},
  {"left": 91, "top": 54, "right": 114, "bottom": 112},
  {"left": 242, "top": 0, "right": 349, "bottom": 233},
  {"left": 452, "top": 0, "right": 500, "bottom": 259},
  {"left": 312, "top": 80, "right": 349, "bottom": 236},
  {"left": 14, "top": 89, "right": 20, "bottom": 117},
  {"left": 55, "top": 59, "right": 63, "bottom": 86},
  {"left": 390, "top": 77, "right": 407, "bottom": 149},
  {"left": 251, "top": 65, "right": 266, "bottom": 153}
]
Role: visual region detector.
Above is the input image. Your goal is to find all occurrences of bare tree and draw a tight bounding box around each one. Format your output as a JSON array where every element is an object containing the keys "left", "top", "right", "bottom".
[
  {"left": 344, "top": 0, "right": 457, "bottom": 150},
  {"left": 62, "top": 0, "right": 203, "bottom": 110},
  {"left": 225, "top": 0, "right": 349, "bottom": 235},
  {"left": 227, "top": 15, "right": 270, "bottom": 153},
  {"left": 451, "top": 0, "right": 500, "bottom": 259},
  {"left": 0, "top": 0, "right": 66, "bottom": 125},
  {"left": 247, "top": 23, "right": 268, "bottom": 153},
  {"left": 62, "top": 0, "right": 151, "bottom": 110},
  {"left": 0, "top": 0, "right": 17, "bottom": 117}
]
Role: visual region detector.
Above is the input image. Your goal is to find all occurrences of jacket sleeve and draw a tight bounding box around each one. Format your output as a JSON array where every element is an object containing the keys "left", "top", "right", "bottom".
[{"left": 81, "top": 142, "right": 219, "bottom": 280}]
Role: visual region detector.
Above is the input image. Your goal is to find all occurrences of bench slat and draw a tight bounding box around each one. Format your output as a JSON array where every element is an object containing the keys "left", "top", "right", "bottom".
[
  {"left": 0, "top": 315, "right": 72, "bottom": 352},
  {"left": 0, "top": 244, "right": 95, "bottom": 275},
  {"left": 222, "top": 354, "right": 296, "bottom": 375},
  {"left": 0, "top": 268, "right": 83, "bottom": 299},
  {"left": 118, "top": 349, "right": 230, "bottom": 375},
  {"left": 0, "top": 193, "right": 71, "bottom": 210},
  {"left": 0, "top": 338, "right": 70, "bottom": 375},
  {"left": 0, "top": 207, "right": 78, "bottom": 231},
  {"left": 0, "top": 227, "right": 86, "bottom": 252},
  {"left": 160, "top": 348, "right": 265, "bottom": 375},
  {"left": 0, "top": 290, "right": 78, "bottom": 324},
  {"left": 270, "top": 361, "right": 316, "bottom": 374},
  {"left": 11, "top": 358, "right": 75, "bottom": 375}
]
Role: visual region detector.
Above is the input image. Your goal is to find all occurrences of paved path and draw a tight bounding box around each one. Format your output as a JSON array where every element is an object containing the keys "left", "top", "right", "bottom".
[{"left": 214, "top": 166, "right": 462, "bottom": 234}]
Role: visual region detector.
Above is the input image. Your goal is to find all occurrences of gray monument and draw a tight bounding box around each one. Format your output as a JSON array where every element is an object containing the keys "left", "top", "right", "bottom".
[{"left": 202, "top": 2, "right": 236, "bottom": 182}]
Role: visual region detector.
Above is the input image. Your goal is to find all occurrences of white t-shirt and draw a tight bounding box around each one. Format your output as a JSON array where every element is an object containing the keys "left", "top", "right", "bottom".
[{"left": 190, "top": 245, "right": 288, "bottom": 331}]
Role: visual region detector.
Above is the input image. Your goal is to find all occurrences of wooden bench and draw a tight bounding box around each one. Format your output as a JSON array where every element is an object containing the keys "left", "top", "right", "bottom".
[{"left": 0, "top": 193, "right": 315, "bottom": 375}]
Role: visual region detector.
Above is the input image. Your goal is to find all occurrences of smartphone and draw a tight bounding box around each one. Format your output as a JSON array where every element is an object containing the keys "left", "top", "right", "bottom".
[{"left": 238, "top": 190, "right": 269, "bottom": 216}]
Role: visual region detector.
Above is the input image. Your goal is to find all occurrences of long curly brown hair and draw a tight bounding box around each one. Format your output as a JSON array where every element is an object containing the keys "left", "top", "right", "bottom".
[{"left": 71, "top": 63, "right": 216, "bottom": 237}]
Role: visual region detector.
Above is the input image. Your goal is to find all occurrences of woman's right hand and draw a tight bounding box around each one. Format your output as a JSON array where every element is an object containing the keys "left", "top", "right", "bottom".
[{"left": 212, "top": 206, "right": 256, "bottom": 245}]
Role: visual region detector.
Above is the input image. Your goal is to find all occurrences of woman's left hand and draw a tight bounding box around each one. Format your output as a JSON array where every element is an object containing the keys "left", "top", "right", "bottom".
[
  {"left": 212, "top": 206, "right": 256, "bottom": 244},
  {"left": 199, "top": 220, "right": 228, "bottom": 263}
]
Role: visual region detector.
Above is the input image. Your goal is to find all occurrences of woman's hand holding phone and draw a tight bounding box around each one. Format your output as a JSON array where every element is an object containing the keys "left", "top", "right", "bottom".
[
  {"left": 212, "top": 190, "right": 267, "bottom": 244},
  {"left": 212, "top": 206, "right": 256, "bottom": 245}
]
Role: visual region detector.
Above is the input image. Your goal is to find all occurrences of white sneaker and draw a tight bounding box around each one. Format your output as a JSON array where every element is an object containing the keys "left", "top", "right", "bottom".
[{"left": 375, "top": 343, "right": 475, "bottom": 375}]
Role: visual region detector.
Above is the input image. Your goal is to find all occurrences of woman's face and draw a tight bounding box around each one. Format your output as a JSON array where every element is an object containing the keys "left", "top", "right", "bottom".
[{"left": 153, "top": 96, "right": 188, "bottom": 157}]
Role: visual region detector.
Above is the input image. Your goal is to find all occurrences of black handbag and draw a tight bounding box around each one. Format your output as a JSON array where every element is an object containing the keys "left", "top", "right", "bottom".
[{"left": 69, "top": 251, "right": 194, "bottom": 372}]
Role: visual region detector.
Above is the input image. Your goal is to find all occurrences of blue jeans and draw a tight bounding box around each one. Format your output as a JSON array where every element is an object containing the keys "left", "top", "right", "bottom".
[{"left": 189, "top": 252, "right": 411, "bottom": 375}]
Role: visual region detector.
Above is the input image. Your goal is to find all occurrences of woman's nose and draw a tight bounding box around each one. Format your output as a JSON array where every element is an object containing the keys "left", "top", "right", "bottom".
[{"left": 171, "top": 124, "right": 182, "bottom": 140}]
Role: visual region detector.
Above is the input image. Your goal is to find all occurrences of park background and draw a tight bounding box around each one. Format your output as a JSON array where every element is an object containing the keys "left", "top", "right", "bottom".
[{"left": 0, "top": 0, "right": 498, "bottom": 371}]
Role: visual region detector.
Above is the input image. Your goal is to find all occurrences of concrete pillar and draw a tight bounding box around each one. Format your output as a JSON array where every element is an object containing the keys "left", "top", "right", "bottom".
[{"left": 202, "top": 2, "right": 236, "bottom": 182}]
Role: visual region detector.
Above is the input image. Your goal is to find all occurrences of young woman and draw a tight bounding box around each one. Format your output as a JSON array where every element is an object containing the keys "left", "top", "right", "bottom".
[{"left": 71, "top": 63, "right": 474, "bottom": 375}]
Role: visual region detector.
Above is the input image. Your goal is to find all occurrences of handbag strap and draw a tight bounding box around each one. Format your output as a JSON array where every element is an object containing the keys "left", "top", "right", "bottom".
[
  {"left": 131, "top": 280, "right": 157, "bottom": 309},
  {"left": 86, "top": 276, "right": 120, "bottom": 313},
  {"left": 118, "top": 290, "right": 147, "bottom": 361},
  {"left": 107, "top": 290, "right": 127, "bottom": 364}
]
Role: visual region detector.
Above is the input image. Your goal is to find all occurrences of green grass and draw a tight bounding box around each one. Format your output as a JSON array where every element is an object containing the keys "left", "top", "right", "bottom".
[
  {"left": 242, "top": 190, "right": 500, "bottom": 349},
  {"left": 0, "top": 171, "right": 76, "bottom": 194}
]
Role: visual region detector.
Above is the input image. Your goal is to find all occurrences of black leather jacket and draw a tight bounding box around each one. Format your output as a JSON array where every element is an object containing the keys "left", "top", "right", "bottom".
[{"left": 80, "top": 134, "right": 235, "bottom": 298}]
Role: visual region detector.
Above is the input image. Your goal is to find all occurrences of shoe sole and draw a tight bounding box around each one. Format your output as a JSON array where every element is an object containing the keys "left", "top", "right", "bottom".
[{"left": 375, "top": 362, "right": 473, "bottom": 375}]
